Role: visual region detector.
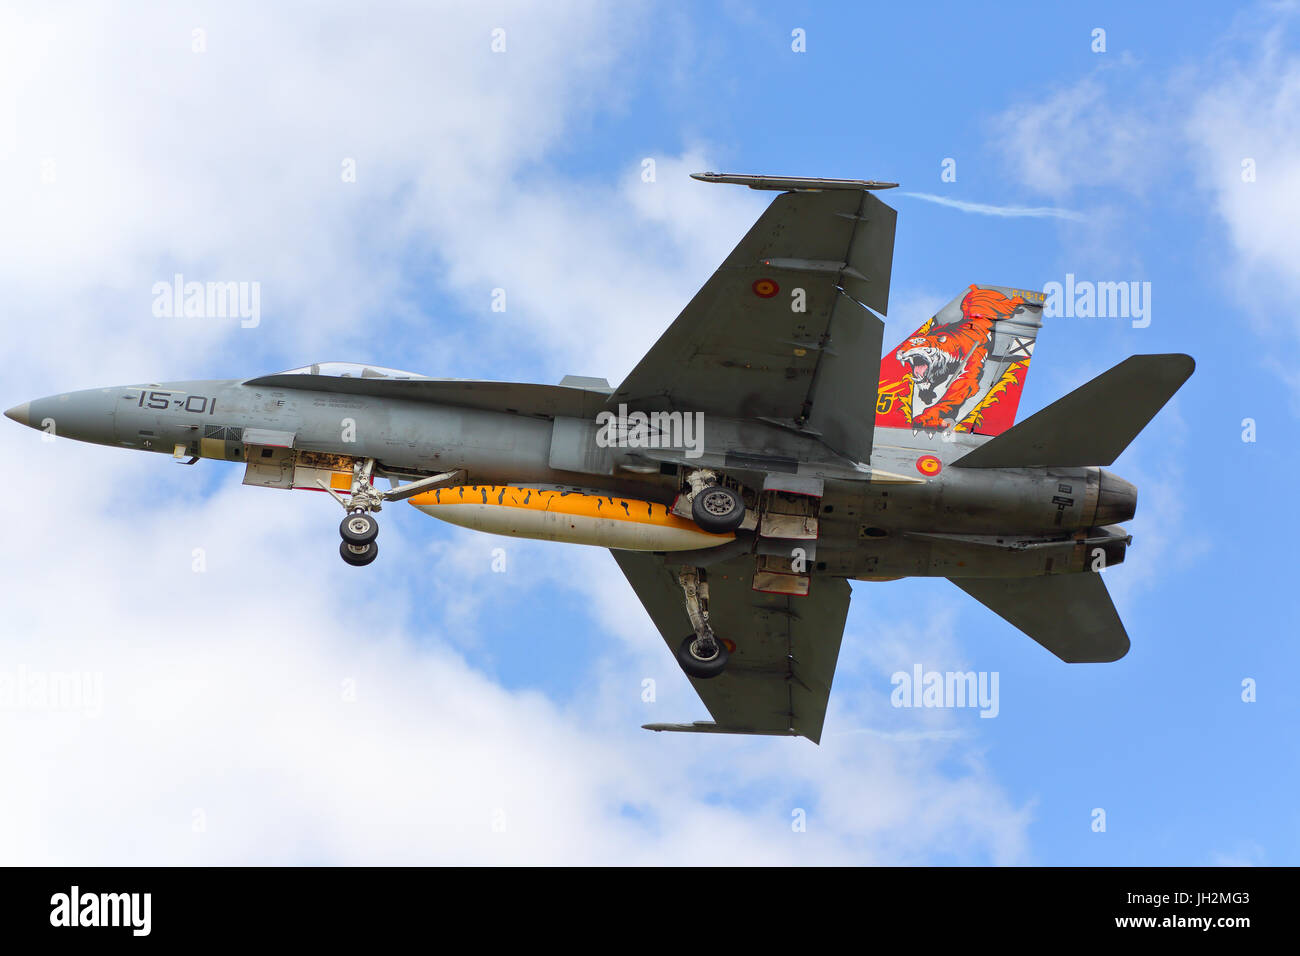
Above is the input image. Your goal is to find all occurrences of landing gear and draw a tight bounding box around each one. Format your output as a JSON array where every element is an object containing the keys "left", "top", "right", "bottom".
[
  {"left": 339, "top": 511, "right": 378, "bottom": 564},
  {"left": 340, "top": 540, "right": 379, "bottom": 566},
  {"left": 340, "top": 512, "right": 379, "bottom": 545},
  {"left": 677, "top": 633, "right": 728, "bottom": 679},
  {"left": 325, "top": 459, "right": 385, "bottom": 566},
  {"left": 319, "top": 458, "right": 464, "bottom": 567},
  {"left": 676, "top": 568, "right": 729, "bottom": 679},
  {"left": 685, "top": 469, "right": 746, "bottom": 533},
  {"left": 692, "top": 486, "right": 745, "bottom": 533}
]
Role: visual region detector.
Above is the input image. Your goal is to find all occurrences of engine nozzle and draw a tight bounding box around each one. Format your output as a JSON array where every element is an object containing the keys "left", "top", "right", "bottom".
[{"left": 1094, "top": 469, "right": 1137, "bottom": 525}]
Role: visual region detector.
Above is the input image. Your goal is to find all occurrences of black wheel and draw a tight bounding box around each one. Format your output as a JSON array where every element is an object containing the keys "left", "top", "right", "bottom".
[
  {"left": 677, "top": 634, "right": 729, "bottom": 679},
  {"left": 691, "top": 485, "right": 745, "bottom": 533},
  {"left": 339, "top": 540, "right": 378, "bottom": 567},
  {"left": 340, "top": 512, "right": 379, "bottom": 545}
]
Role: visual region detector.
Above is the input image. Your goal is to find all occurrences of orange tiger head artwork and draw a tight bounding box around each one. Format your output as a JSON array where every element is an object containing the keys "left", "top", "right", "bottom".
[{"left": 895, "top": 285, "right": 1027, "bottom": 429}]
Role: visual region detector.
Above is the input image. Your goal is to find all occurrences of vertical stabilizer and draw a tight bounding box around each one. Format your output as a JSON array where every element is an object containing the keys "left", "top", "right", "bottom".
[{"left": 876, "top": 284, "right": 1045, "bottom": 434}]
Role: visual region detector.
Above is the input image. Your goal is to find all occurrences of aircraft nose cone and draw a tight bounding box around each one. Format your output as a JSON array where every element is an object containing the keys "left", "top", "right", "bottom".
[{"left": 7, "top": 390, "right": 118, "bottom": 445}]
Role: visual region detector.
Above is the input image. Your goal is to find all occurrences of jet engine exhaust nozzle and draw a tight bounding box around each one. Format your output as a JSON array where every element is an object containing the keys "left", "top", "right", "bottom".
[{"left": 1095, "top": 469, "right": 1137, "bottom": 526}]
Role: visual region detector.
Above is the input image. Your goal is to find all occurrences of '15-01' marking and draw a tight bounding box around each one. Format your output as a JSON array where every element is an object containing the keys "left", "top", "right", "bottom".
[{"left": 133, "top": 390, "right": 217, "bottom": 414}]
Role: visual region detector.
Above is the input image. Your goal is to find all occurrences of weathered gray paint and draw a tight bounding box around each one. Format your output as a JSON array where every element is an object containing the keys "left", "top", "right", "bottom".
[{"left": 13, "top": 375, "right": 1135, "bottom": 581}]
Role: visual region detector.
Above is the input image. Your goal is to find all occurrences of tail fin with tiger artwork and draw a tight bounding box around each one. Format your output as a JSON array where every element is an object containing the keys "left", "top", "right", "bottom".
[{"left": 875, "top": 284, "right": 1046, "bottom": 435}]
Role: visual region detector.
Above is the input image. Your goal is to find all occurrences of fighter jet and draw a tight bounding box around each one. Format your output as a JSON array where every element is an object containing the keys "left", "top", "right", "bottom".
[{"left": 6, "top": 173, "right": 1194, "bottom": 743}]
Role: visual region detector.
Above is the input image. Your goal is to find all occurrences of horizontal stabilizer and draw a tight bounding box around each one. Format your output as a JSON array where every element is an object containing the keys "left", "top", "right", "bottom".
[
  {"left": 953, "top": 353, "right": 1194, "bottom": 468},
  {"left": 950, "top": 573, "right": 1129, "bottom": 662}
]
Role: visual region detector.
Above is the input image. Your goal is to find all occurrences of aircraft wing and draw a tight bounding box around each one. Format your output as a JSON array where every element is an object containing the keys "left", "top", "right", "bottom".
[
  {"left": 611, "top": 549, "right": 852, "bottom": 743},
  {"left": 608, "top": 175, "right": 897, "bottom": 462}
]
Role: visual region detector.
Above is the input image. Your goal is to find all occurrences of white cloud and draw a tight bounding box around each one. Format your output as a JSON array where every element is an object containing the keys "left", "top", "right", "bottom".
[
  {"left": 1185, "top": 19, "right": 1300, "bottom": 338},
  {"left": 405, "top": 152, "right": 766, "bottom": 384},
  {"left": 991, "top": 69, "right": 1159, "bottom": 201},
  {"left": 0, "top": 1, "right": 650, "bottom": 381},
  {"left": 988, "top": 10, "right": 1300, "bottom": 351},
  {"left": 0, "top": 2, "right": 771, "bottom": 391}
]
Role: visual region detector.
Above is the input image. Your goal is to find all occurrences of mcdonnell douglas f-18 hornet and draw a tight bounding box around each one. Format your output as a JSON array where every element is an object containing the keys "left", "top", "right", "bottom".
[{"left": 7, "top": 173, "right": 1194, "bottom": 743}]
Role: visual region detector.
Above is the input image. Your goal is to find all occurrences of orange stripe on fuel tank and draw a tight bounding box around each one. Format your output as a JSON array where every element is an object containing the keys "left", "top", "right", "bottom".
[
  {"left": 407, "top": 484, "right": 735, "bottom": 552},
  {"left": 407, "top": 485, "right": 722, "bottom": 533}
]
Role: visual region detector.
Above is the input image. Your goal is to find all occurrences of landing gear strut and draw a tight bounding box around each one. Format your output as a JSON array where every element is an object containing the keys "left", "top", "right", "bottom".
[
  {"left": 676, "top": 568, "right": 729, "bottom": 679},
  {"left": 320, "top": 458, "right": 384, "bottom": 567}
]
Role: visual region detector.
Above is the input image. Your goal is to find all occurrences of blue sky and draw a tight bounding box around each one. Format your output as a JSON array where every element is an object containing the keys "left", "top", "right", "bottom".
[{"left": 0, "top": 0, "right": 1296, "bottom": 864}]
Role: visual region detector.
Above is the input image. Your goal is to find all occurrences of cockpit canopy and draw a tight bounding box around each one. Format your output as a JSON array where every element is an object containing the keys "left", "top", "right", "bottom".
[{"left": 274, "top": 362, "right": 431, "bottom": 380}]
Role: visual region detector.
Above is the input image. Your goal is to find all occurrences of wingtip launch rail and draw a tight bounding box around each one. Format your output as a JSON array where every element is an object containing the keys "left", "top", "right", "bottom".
[{"left": 691, "top": 171, "right": 900, "bottom": 191}]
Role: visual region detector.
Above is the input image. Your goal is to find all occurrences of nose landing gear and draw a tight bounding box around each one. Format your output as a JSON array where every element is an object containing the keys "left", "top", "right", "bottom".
[
  {"left": 338, "top": 511, "right": 380, "bottom": 566},
  {"left": 318, "top": 458, "right": 462, "bottom": 567}
]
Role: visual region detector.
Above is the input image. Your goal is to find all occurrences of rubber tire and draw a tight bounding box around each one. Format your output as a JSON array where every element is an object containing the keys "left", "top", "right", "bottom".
[
  {"left": 340, "top": 512, "right": 379, "bottom": 545},
  {"left": 339, "top": 540, "right": 379, "bottom": 567},
  {"left": 691, "top": 485, "right": 745, "bottom": 533},
  {"left": 677, "top": 634, "right": 729, "bottom": 679}
]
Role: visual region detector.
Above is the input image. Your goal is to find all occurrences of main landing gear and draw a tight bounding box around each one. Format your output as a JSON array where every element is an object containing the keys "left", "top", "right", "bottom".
[
  {"left": 677, "top": 568, "right": 729, "bottom": 679},
  {"left": 685, "top": 468, "right": 746, "bottom": 534}
]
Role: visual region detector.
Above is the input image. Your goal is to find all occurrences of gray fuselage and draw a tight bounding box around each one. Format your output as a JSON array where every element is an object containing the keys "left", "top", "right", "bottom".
[{"left": 7, "top": 377, "right": 1137, "bottom": 581}]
